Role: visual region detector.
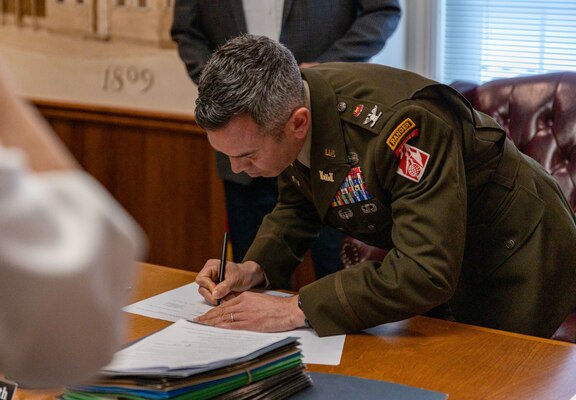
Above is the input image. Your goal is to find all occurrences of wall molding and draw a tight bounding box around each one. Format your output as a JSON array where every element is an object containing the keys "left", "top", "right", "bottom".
[
  {"left": 33, "top": 98, "right": 200, "bottom": 133},
  {"left": 404, "top": 0, "right": 442, "bottom": 80}
]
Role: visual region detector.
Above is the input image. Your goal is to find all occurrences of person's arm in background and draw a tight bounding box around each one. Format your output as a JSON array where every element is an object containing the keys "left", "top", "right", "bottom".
[
  {"left": 170, "top": 0, "right": 212, "bottom": 84},
  {"left": 316, "top": 0, "right": 402, "bottom": 63},
  {"left": 0, "top": 60, "right": 146, "bottom": 388},
  {"left": 0, "top": 63, "right": 77, "bottom": 172}
]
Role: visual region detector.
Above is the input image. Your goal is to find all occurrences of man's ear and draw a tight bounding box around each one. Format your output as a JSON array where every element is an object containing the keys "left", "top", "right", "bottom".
[{"left": 290, "top": 107, "right": 310, "bottom": 140}]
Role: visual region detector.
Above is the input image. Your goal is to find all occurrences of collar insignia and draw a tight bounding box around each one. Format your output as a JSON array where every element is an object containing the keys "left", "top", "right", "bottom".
[
  {"left": 324, "top": 148, "right": 336, "bottom": 158},
  {"left": 319, "top": 170, "right": 335, "bottom": 182}
]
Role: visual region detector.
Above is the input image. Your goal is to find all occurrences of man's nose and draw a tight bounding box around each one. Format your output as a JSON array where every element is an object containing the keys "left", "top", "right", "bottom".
[{"left": 229, "top": 157, "right": 250, "bottom": 174}]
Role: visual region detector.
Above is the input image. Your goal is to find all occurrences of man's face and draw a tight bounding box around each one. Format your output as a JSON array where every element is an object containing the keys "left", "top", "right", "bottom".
[{"left": 206, "top": 114, "right": 305, "bottom": 178}]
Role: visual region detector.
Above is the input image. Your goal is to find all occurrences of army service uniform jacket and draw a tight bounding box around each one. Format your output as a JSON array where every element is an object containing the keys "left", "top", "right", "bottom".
[{"left": 244, "top": 63, "right": 576, "bottom": 338}]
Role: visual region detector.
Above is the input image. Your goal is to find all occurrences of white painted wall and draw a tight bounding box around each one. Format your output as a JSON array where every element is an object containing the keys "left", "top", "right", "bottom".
[
  {"left": 372, "top": 0, "right": 442, "bottom": 81},
  {"left": 370, "top": 0, "right": 407, "bottom": 69}
]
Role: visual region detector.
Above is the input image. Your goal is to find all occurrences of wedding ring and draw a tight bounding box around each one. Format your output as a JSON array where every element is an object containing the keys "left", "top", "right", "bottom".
[{"left": 230, "top": 312, "right": 235, "bottom": 323}]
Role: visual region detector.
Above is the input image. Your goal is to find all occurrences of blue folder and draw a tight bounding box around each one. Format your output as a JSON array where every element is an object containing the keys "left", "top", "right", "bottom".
[{"left": 292, "top": 372, "right": 448, "bottom": 400}]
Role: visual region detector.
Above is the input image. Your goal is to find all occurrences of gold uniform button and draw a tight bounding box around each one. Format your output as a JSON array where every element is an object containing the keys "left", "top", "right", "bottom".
[
  {"left": 505, "top": 239, "right": 515, "bottom": 249},
  {"left": 337, "top": 102, "right": 347, "bottom": 112},
  {"left": 367, "top": 225, "right": 376, "bottom": 232}
]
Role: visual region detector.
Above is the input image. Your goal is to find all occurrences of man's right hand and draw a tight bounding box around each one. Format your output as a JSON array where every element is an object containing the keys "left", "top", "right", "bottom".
[{"left": 195, "top": 259, "right": 265, "bottom": 305}]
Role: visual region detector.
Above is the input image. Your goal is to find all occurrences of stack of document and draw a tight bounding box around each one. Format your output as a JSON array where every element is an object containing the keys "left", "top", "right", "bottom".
[
  {"left": 61, "top": 319, "right": 312, "bottom": 400},
  {"left": 121, "top": 282, "right": 346, "bottom": 367}
]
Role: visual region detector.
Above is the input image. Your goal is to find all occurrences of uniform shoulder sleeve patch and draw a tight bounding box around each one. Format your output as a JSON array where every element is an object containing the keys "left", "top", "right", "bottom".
[
  {"left": 386, "top": 118, "right": 417, "bottom": 151},
  {"left": 397, "top": 143, "right": 430, "bottom": 183}
]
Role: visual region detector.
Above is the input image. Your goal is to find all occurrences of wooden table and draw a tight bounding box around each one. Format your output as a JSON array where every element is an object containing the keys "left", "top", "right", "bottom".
[{"left": 17, "top": 263, "right": 576, "bottom": 400}]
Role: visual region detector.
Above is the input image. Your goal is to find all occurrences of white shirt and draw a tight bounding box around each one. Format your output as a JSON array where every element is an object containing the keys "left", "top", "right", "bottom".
[
  {"left": 242, "top": 0, "right": 284, "bottom": 41},
  {"left": 0, "top": 146, "right": 145, "bottom": 388}
]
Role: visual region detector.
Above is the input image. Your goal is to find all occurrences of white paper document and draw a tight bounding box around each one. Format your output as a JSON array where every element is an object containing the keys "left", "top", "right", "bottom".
[
  {"left": 105, "top": 319, "right": 295, "bottom": 372},
  {"left": 123, "top": 283, "right": 345, "bottom": 365}
]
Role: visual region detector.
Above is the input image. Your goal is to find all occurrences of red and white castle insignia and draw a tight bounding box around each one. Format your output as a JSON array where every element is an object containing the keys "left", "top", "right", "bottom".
[{"left": 396, "top": 143, "right": 430, "bottom": 183}]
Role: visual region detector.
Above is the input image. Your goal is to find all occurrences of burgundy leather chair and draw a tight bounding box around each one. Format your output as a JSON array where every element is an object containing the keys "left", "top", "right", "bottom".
[{"left": 339, "top": 72, "right": 576, "bottom": 342}]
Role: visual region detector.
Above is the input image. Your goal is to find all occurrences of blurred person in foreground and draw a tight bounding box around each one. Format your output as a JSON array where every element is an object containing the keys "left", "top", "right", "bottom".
[{"left": 0, "top": 59, "right": 145, "bottom": 388}]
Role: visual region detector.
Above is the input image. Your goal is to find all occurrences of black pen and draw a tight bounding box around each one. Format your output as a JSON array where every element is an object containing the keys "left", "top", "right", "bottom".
[{"left": 217, "top": 231, "right": 228, "bottom": 305}]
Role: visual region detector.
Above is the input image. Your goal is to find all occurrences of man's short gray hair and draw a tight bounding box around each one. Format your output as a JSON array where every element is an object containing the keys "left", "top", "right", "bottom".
[{"left": 195, "top": 34, "right": 304, "bottom": 137}]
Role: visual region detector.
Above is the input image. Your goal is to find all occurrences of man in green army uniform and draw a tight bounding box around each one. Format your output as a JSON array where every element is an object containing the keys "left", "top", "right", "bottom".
[{"left": 193, "top": 35, "right": 576, "bottom": 338}]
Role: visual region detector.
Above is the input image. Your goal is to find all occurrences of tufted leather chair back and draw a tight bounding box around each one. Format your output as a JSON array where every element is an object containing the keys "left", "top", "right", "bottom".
[
  {"left": 451, "top": 72, "right": 576, "bottom": 213},
  {"left": 451, "top": 73, "right": 576, "bottom": 342}
]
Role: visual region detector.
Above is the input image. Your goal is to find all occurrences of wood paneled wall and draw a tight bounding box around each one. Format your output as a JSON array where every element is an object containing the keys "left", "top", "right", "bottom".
[
  {"left": 34, "top": 99, "right": 225, "bottom": 272},
  {"left": 33, "top": 99, "right": 315, "bottom": 288}
]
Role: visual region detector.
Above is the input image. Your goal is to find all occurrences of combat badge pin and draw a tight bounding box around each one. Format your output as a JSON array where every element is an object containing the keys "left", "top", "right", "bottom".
[{"left": 363, "top": 105, "right": 382, "bottom": 128}]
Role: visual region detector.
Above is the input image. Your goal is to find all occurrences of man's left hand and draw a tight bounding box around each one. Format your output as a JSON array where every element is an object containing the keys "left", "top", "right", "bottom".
[{"left": 193, "top": 292, "right": 307, "bottom": 332}]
